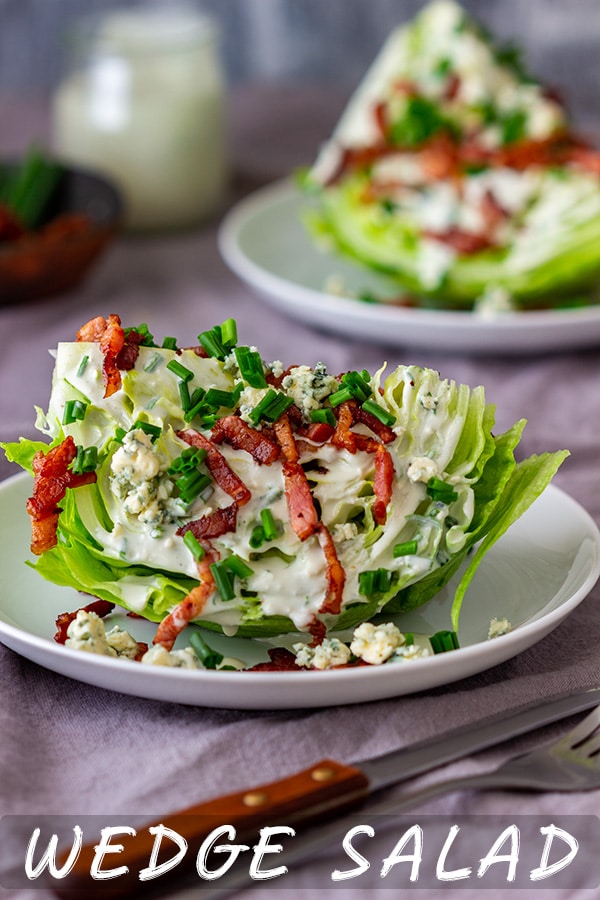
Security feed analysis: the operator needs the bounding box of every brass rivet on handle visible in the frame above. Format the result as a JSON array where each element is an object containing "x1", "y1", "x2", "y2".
[
  {"x1": 310, "y1": 766, "x2": 336, "y2": 782},
  {"x1": 242, "y1": 791, "x2": 268, "y2": 807}
]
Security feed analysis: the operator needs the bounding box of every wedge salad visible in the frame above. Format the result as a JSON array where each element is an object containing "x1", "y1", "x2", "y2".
[
  {"x1": 304, "y1": 0, "x2": 600, "y2": 311},
  {"x1": 2, "y1": 314, "x2": 567, "y2": 668}
]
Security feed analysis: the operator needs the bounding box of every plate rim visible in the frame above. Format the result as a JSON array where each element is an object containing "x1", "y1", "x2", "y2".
[
  {"x1": 218, "y1": 178, "x2": 600, "y2": 352},
  {"x1": 0, "y1": 471, "x2": 599, "y2": 708}
]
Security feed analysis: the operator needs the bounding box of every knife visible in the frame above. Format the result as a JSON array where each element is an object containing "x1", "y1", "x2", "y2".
[{"x1": 53, "y1": 684, "x2": 600, "y2": 899}]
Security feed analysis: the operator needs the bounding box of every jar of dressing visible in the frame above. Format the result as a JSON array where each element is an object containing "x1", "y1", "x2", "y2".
[{"x1": 52, "y1": 5, "x2": 228, "y2": 232}]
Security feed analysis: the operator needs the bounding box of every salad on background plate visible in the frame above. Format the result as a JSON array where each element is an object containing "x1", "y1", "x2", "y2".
[
  {"x1": 303, "y1": 0, "x2": 600, "y2": 312},
  {"x1": 1, "y1": 314, "x2": 568, "y2": 673}
]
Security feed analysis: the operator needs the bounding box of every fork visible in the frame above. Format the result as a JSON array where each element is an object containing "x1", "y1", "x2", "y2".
[{"x1": 382, "y1": 701, "x2": 600, "y2": 812}]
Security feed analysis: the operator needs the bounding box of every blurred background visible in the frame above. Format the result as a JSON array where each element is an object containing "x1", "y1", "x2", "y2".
[{"x1": 1, "y1": 0, "x2": 599, "y2": 127}]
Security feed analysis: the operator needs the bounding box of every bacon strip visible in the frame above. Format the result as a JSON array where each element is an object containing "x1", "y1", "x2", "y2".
[
  {"x1": 372, "y1": 444, "x2": 395, "y2": 526},
  {"x1": 26, "y1": 436, "x2": 97, "y2": 555},
  {"x1": 178, "y1": 503, "x2": 238, "y2": 540},
  {"x1": 355, "y1": 406, "x2": 395, "y2": 444},
  {"x1": 153, "y1": 544, "x2": 218, "y2": 650},
  {"x1": 317, "y1": 524, "x2": 346, "y2": 615},
  {"x1": 272, "y1": 413, "x2": 299, "y2": 463},
  {"x1": 211, "y1": 416, "x2": 280, "y2": 465},
  {"x1": 296, "y1": 422, "x2": 335, "y2": 444},
  {"x1": 177, "y1": 429, "x2": 251, "y2": 506},
  {"x1": 281, "y1": 460, "x2": 319, "y2": 541},
  {"x1": 423, "y1": 226, "x2": 496, "y2": 255},
  {"x1": 76, "y1": 313, "x2": 143, "y2": 398},
  {"x1": 54, "y1": 599, "x2": 115, "y2": 644},
  {"x1": 332, "y1": 401, "x2": 358, "y2": 453}
]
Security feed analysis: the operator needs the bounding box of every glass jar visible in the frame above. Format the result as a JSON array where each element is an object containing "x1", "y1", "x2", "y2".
[{"x1": 52, "y1": 5, "x2": 228, "y2": 232}]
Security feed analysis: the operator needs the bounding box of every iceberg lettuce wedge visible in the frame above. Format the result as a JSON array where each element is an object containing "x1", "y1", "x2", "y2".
[
  {"x1": 304, "y1": 1, "x2": 600, "y2": 310},
  {"x1": 2, "y1": 315, "x2": 567, "y2": 646}
]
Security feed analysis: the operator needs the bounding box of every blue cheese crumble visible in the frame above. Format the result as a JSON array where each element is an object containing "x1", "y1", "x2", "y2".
[
  {"x1": 293, "y1": 637, "x2": 352, "y2": 670},
  {"x1": 110, "y1": 429, "x2": 185, "y2": 532},
  {"x1": 488, "y1": 616, "x2": 512, "y2": 638},
  {"x1": 66, "y1": 610, "x2": 139, "y2": 660},
  {"x1": 350, "y1": 622, "x2": 405, "y2": 665},
  {"x1": 281, "y1": 364, "x2": 339, "y2": 421}
]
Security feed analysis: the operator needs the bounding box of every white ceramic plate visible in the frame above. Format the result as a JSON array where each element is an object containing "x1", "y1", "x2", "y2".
[
  {"x1": 1, "y1": 472, "x2": 599, "y2": 709},
  {"x1": 219, "y1": 179, "x2": 600, "y2": 355}
]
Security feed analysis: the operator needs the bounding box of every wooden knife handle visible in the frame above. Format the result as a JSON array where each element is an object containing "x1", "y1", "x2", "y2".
[{"x1": 53, "y1": 758, "x2": 369, "y2": 898}]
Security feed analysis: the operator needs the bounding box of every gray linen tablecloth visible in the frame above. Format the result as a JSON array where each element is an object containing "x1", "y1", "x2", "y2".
[{"x1": 1, "y1": 86, "x2": 600, "y2": 900}]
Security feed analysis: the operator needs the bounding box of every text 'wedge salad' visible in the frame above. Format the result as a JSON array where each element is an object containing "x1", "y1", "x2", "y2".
[
  {"x1": 2, "y1": 314, "x2": 567, "y2": 660},
  {"x1": 304, "y1": 0, "x2": 600, "y2": 311}
]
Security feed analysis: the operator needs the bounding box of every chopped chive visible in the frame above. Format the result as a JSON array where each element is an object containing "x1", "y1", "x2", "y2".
[
  {"x1": 260, "y1": 508, "x2": 278, "y2": 541},
  {"x1": 63, "y1": 399, "x2": 87, "y2": 425},
  {"x1": 393, "y1": 539, "x2": 418, "y2": 557},
  {"x1": 200, "y1": 413, "x2": 217, "y2": 429},
  {"x1": 198, "y1": 327, "x2": 226, "y2": 360},
  {"x1": 426, "y1": 477, "x2": 458, "y2": 504},
  {"x1": 361, "y1": 398, "x2": 396, "y2": 427},
  {"x1": 310, "y1": 408, "x2": 336, "y2": 427},
  {"x1": 82, "y1": 446, "x2": 98, "y2": 471},
  {"x1": 189, "y1": 629, "x2": 224, "y2": 669},
  {"x1": 144, "y1": 352, "x2": 163, "y2": 374},
  {"x1": 210, "y1": 561, "x2": 235, "y2": 601},
  {"x1": 430, "y1": 630, "x2": 460, "y2": 653},
  {"x1": 328, "y1": 386, "x2": 354, "y2": 407},
  {"x1": 204, "y1": 387, "x2": 241, "y2": 409},
  {"x1": 76, "y1": 355, "x2": 89, "y2": 377},
  {"x1": 358, "y1": 567, "x2": 392, "y2": 597},
  {"x1": 168, "y1": 447, "x2": 206, "y2": 475},
  {"x1": 224, "y1": 554, "x2": 254, "y2": 579},
  {"x1": 248, "y1": 389, "x2": 276, "y2": 424},
  {"x1": 178, "y1": 471, "x2": 211, "y2": 504},
  {"x1": 341, "y1": 370, "x2": 372, "y2": 402},
  {"x1": 166, "y1": 359, "x2": 194, "y2": 382},
  {"x1": 404, "y1": 632, "x2": 415, "y2": 646},
  {"x1": 113, "y1": 427, "x2": 127, "y2": 444},
  {"x1": 71, "y1": 444, "x2": 98, "y2": 475},
  {"x1": 361, "y1": 369, "x2": 371, "y2": 383},
  {"x1": 263, "y1": 392, "x2": 294, "y2": 422},
  {"x1": 161, "y1": 336, "x2": 178, "y2": 350},
  {"x1": 221, "y1": 318, "x2": 238, "y2": 349},
  {"x1": 178, "y1": 380, "x2": 191, "y2": 411},
  {"x1": 234, "y1": 346, "x2": 267, "y2": 388},
  {"x1": 132, "y1": 421, "x2": 161, "y2": 442},
  {"x1": 183, "y1": 530, "x2": 205, "y2": 560},
  {"x1": 249, "y1": 525, "x2": 266, "y2": 549}
]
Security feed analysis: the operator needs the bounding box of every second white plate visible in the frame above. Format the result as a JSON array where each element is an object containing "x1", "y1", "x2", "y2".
[
  {"x1": 0, "y1": 473, "x2": 599, "y2": 709},
  {"x1": 219, "y1": 179, "x2": 600, "y2": 355}
]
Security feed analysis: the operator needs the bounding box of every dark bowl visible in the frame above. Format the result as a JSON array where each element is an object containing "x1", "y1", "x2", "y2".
[{"x1": 0, "y1": 162, "x2": 123, "y2": 305}]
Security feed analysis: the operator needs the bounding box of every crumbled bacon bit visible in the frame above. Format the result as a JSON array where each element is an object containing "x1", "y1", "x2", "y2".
[
  {"x1": 332, "y1": 401, "x2": 358, "y2": 453},
  {"x1": 177, "y1": 429, "x2": 251, "y2": 506},
  {"x1": 372, "y1": 444, "x2": 395, "y2": 525},
  {"x1": 317, "y1": 524, "x2": 346, "y2": 615},
  {"x1": 355, "y1": 406, "x2": 395, "y2": 443},
  {"x1": 211, "y1": 416, "x2": 280, "y2": 465},
  {"x1": 27, "y1": 435, "x2": 97, "y2": 555},
  {"x1": 296, "y1": 422, "x2": 335, "y2": 444},
  {"x1": 153, "y1": 543, "x2": 218, "y2": 650},
  {"x1": 178, "y1": 503, "x2": 238, "y2": 540},
  {"x1": 54, "y1": 598, "x2": 115, "y2": 644},
  {"x1": 281, "y1": 460, "x2": 320, "y2": 542},
  {"x1": 423, "y1": 226, "x2": 496, "y2": 255},
  {"x1": 245, "y1": 648, "x2": 299, "y2": 672},
  {"x1": 75, "y1": 314, "x2": 143, "y2": 397},
  {"x1": 272, "y1": 413, "x2": 299, "y2": 463}
]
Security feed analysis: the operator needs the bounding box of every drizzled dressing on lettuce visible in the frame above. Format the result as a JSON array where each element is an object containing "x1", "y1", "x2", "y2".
[{"x1": 2, "y1": 315, "x2": 567, "y2": 654}]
